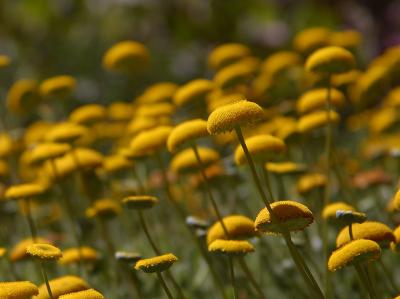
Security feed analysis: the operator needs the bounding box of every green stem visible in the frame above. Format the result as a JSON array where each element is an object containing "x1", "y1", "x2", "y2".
[
  {"x1": 137, "y1": 210, "x2": 160, "y2": 255},
  {"x1": 157, "y1": 272, "x2": 174, "y2": 299},
  {"x1": 132, "y1": 165, "x2": 146, "y2": 194},
  {"x1": 39, "y1": 261, "x2": 54, "y2": 299},
  {"x1": 229, "y1": 257, "x2": 238, "y2": 299},
  {"x1": 378, "y1": 259, "x2": 398, "y2": 295},
  {"x1": 238, "y1": 257, "x2": 266, "y2": 299},
  {"x1": 234, "y1": 126, "x2": 324, "y2": 299},
  {"x1": 354, "y1": 263, "x2": 378, "y2": 299},
  {"x1": 23, "y1": 198, "x2": 38, "y2": 241}
]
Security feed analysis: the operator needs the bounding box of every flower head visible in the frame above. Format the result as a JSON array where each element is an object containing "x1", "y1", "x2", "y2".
[
  {"x1": 322, "y1": 202, "x2": 355, "y2": 220},
  {"x1": 137, "y1": 82, "x2": 178, "y2": 104},
  {"x1": 135, "y1": 253, "x2": 178, "y2": 273},
  {"x1": 208, "y1": 43, "x2": 251, "y2": 70},
  {"x1": 261, "y1": 51, "x2": 301, "y2": 77},
  {"x1": 59, "y1": 247, "x2": 98, "y2": 265},
  {"x1": 122, "y1": 195, "x2": 158, "y2": 210},
  {"x1": 254, "y1": 200, "x2": 314, "y2": 234},
  {"x1": 5, "y1": 183, "x2": 46, "y2": 200},
  {"x1": 129, "y1": 126, "x2": 173, "y2": 158},
  {"x1": 208, "y1": 239, "x2": 254, "y2": 256},
  {"x1": 86, "y1": 199, "x2": 121, "y2": 219},
  {"x1": 167, "y1": 119, "x2": 208, "y2": 152},
  {"x1": 297, "y1": 88, "x2": 345, "y2": 115},
  {"x1": 45, "y1": 122, "x2": 88, "y2": 144},
  {"x1": 298, "y1": 110, "x2": 340, "y2": 133},
  {"x1": 173, "y1": 79, "x2": 214, "y2": 107},
  {"x1": 207, "y1": 215, "x2": 256, "y2": 245},
  {"x1": 6, "y1": 79, "x2": 39, "y2": 114},
  {"x1": 305, "y1": 46, "x2": 355, "y2": 74},
  {"x1": 10, "y1": 238, "x2": 51, "y2": 262},
  {"x1": 265, "y1": 162, "x2": 306, "y2": 175},
  {"x1": 69, "y1": 104, "x2": 106, "y2": 125},
  {"x1": 170, "y1": 147, "x2": 219, "y2": 174},
  {"x1": 0, "y1": 281, "x2": 38, "y2": 299},
  {"x1": 36, "y1": 276, "x2": 88, "y2": 299},
  {"x1": 39, "y1": 75, "x2": 76, "y2": 98},
  {"x1": 328, "y1": 239, "x2": 381, "y2": 272},
  {"x1": 29, "y1": 142, "x2": 71, "y2": 166},
  {"x1": 58, "y1": 289, "x2": 104, "y2": 299},
  {"x1": 293, "y1": 27, "x2": 331, "y2": 54},
  {"x1": 103, "y1": 40, "x2": 149, "y2": 73},
  {"x1": 207, "y1": 100, "x2": 264, "y2": 134},
  {"x1": 26, "y1": 243, "x2": 62, "y2": 261},
  {"x1": 297, "y1": 173, "x2": 327, "y2": 194}
]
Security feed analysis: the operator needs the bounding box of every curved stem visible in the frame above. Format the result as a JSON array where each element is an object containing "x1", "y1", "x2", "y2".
[
  {"x1": 238, "y1": 257, "x2": 266, "y2": 299},
  {"x1": 23, "y1": 198, "x2": 38, "y2": 241},
  {"x1": 229, "y1": 257, "x2": 238, "y2": 299},
  {"x1": 354, "y1": 264, "x2": 378, "y2": 299},
  {"x1": 39, "y1": 261, "x2": 54, "y2": 299},
  {"x1": 378, "y1": 259, "x2": 398, "y2": 295},
  {"x1": 137, "y1": 210, "x2": 160, "y2": 255},
  {"x1": 157, "y1": 272, "x2": 174, "y2": 299}
]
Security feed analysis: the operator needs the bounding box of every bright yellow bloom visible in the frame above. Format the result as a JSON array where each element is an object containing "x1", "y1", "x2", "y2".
[
  {"x1": 297, "y1": 88, "x2": 345, "y2": 115},
  {"x1": 129, "y1": 126, "x2": 173, "y2": 158},
  {"x1": 328, "y1": 239, "x2": 381, "y2": 272},
  {"x1": 122, "y1": 195, "x2": 158, "y2": 210},
  {"x1": 322, "y1": 202, "x2": 355, "y2": 220},
  {"x1": 36, "y1": 276, "x2": 88, "y2": 299},
  {"x1": 207, "y1": 92, "x2": 246, "y2": 113},
  {"x1": 208, "y1": 43, "x2": 251, "y2": 70},
  {"x1": 170, "y1": 147, "x2": 219, "y2": 174},
  {"x1": 265, "y1": 162, "x2": 306, "y2": 175},
  {"x1": 10, "y1": 238, "x2": 51, "y2": 262},
  {"x1": 306, "y1": 46, "x2": 355, "y2": 74},
  {"x1": 207, "y1": 100, "x2": 264, "y2": 134},
  {"x1": 234, "y1": 134, "x2": 286, "y2": 165},
  {"x1": 85, "y1": 199, "x2": 121, "y2": 219},
  {"x1": 331, "y1": 69, "x2": 362, "y2": 87},
  {"x1": 336, "y1": 221, "x2": 395, "y2": 248},
  {"x1": 102, "y1": 155, "x2": 132, "y2": 174},
  {"x1": 107, "y1": 101, "x2": 134, "y2": 122},
  {"x1": 103, "y1": 40, "x2": 149, "y2": 73},
  {"x1": 173, "y1": 79, "x2": 214, "y2": 106},
  {"x1": 383, "y1": 87, "x2": 400, "y2": 107},
  {"x1": 136, "y1": 102, "x2": 175, "y2": 118},
  {"x1": 59, "y1": 247, "x2": 98, "y2": 265},
  {"x1": 5, "y1": 183, "x2": 46, "y2": 200},
  {"x1": 135, "y1": 253, "x2": 178, "y2": 273},
  {"x1": 390, "y1": 226, "x2": 400, "y2": 253},
  {"x1": 167, "y1": 119, "x2": 208, "y2": 152},
  {"x1": 297, "y1": 173, "x2": 327, "y2": 194},
  {"x1": 29, "y1": 142, "x2": 71, "y2": 166},
  {"x1": 207, "y1": 215, "x2": 256, "y2": 245},
  {"x1": 0, "y1": 281, "x2": 38, "y2": 299},
  {"x1": 0, "y1": 55, "x2": 11, "y2": 68},
  {"x1": 137, "y1": 82, "x2": 178, "y2": 104},
  {"x1": 6, "y1": 79, "x2": 39, "y2": 114},
  {"x1": 59, "y1": 289, "x2": 104, "y2": 299},
  {"x1": 298, "y1": 110, "x2": 340, "y2": 133},
  {"x1": 329, "y1": 30, "x2": 362, "y2": 49},
  {"x1": 39, "y1": 75, "x2": 76, "y2": 98},
  {"x1": 213, "y1": 57, "x2": 259, "y2": 90},
  {"x1": 26, "y1": 243, "x2": 62, "y2": 261},
  {"x1": 254, "y1": 200, "x2": 314, "y2": 234},
  {"x1": 293, "y1": 27, "x2": 331, "y2": 54},
  {"x1": 261, "y1": 51, "x2": 301, "y2": 77},
  {"x1": 45, "y1": 122, "x2": 88, "y2": 144},
  {"x1": 208, "y1": 239, "x2": 254, "y2": 256},
  {"x1": 69, "y1": 104, "x2": 106, "y2": 125}
]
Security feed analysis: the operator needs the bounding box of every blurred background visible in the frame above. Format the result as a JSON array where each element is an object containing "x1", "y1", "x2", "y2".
[{"x1": 0, "y1": 0, "x2": 398, "y2": 103}]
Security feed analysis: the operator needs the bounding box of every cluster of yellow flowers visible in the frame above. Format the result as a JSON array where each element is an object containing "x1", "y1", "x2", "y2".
[{"x1": 1, "y1": 25, "x2": 400, "y2": 299}]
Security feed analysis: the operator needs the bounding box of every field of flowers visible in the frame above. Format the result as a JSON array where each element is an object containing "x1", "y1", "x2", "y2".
[{"x1": 1, "y1": 1, "x2": 400, "y2": 299}]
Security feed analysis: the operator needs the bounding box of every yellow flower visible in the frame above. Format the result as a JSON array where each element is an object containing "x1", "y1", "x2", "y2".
[
  {"x1": 45, "y1": 122, "x2": 88, "y2": 144},
  {"x1": 24, "y1": 121, "x2": 54, "y2": 147},
  {"x1": 328, "y1": 239, "x2": 381, "y2": 272},
  {"x1": 265, "y1": 162, "x2": 306, "y2": 175},
  {"x1": 322, "y1": 202, "x2": 355, "y2": 220},
  {"x1": 170, "y1": 147, "x2": 219, "y2": 174},
  {"x1": 69, "y1": 104, "x2": 106, "y2": 125},
  {"x1": 207, "y1": 215, "x2": 256, "y2": 245},
  {"x1": 167, "y1": 119, "x2": 208, "y2": 152},
  {"x1": 102, "y1": 155, "x2": 132, "y2": 174},
  {"x1": 29, "y1": 142, "x2": 71, "y2": 166},
  {"x1": 213, "y1": 57, "x2": 259, "y2": 90},
  {"x1": 297, "y1": 88, "x2": 345, "y2": 115},
  {"x1": 305, "y1": 46, "x2": 355, "y2": 74},
  {"x1": 5, "y1": 183, "x2": 46, "y2": 200},
  {"x1": 207, "y1": 92, "x2": 246, "y2": 113},
  {"x1": 329, "y1": 30, "x2": 362, "y2": 49},
  {"x1": 336, "y1": 221, "x2": 395, "y2": 248},
  {"x1": 107, "y1": 101, "x2": 134, "y2": 122},
  {"x1": 26, "y1": 243, "x2": 62, "y2": 261},
  {"x1": 137, "y1": 82, "x2": 178, "y2": 104},
  {"x1": 383, "y1": 87, "x2": 400, "y2": 107},
  {"x1": 207, "y1": 100, "x2": 264, "y2": 134},
  {"x1": 208, "y1": 43, "x2": 251, "y2": 70},
  {"x1": 127, "y1": 116, "x2": 171, "y2": 136},
  {"x1": 208, "y1": 239, "x2": 254, "y2": 256},
  {"x1": 392, "y1": 188, "x2": 400, "y2": 211},
  {"x1": 136, "y1": 103, "x2": 175, "y2": 119},
  {"x1": 298, "y1": 110, "x2": 340, "y2": 133},
  {"x1": 254, "y1": 200, "x2": 314, "y2": 234},
  {"x1": 0, "y1": 247, "x2": 6, "y2": 257},
  {"x1": 0, "y1": 55, "x2": 11, "y2": 68},
  {"x1": 10, "y1": 238, "x2": 51, "y2": 262},
  {"x1": 59, "y1": 247, "x2": 98, "y2": 265},
  {"x1": 297, "y1": 173, "x2": 327, "y2": 194},
  {"x1": 58, "y1": 289, "x2": 104, "y2": 299},
  {"x1": 173, "y1": 79, "x2": 214, "y2": 107},
  {"x1": 36, "y1": 276, "x2": 88, "y2": 299},
  {"x1": 390, "y1": 226, "x2": 400, "y2": 253},
  {"x1": 6, "y1": 79, "x2": 39, "y2": 114},
  {"x1": 261, "y1": 51, "x2": 301, "y2": 77},
  {"x1": 122, "y1": 195, "x2": 158, "y2": 210},
  {"x1": 331, "y1": 69, "x2": 361, "y2": 87},
  {"x1": 293, "y1": 27, "x2": 331, "y2": 54},
  {"x1": 85, "y1": 199, "x2": 121, "y2": 219},
  {"x1": 39, "y1": 75, "x2": 76, "y2": 98},
  {"x1": 129, "y1": 126, "x2": 173, "y2": 158},
  {"x1": 135, "y1": 253, "x2": 178, "y2": 273},
  {"x1": 102, "y1": 40, "x2": 149, "y2": 73},
  {"x1": 234, "y1": 134, "x2": 286, "y2": 165},
  {"x1": 0, "y1": 281, "x2": 39, "y2": 299}
]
